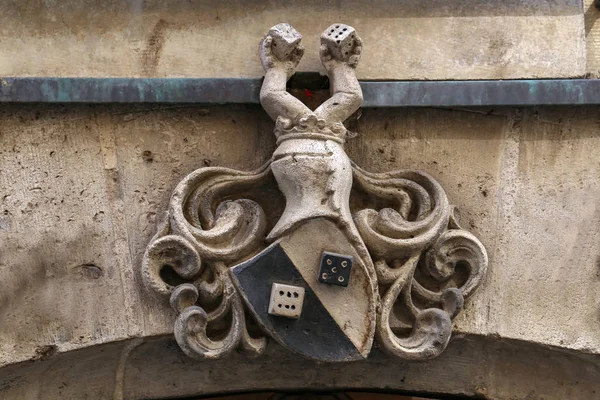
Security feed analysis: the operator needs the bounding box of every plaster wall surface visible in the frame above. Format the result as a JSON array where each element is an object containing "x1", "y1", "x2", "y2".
[
  {"x1": 1, "y1": 104, "x2": 599, "y2": 375},
  {"x1": 0, "y1": 0, "x2": 586, "y2": 80}
]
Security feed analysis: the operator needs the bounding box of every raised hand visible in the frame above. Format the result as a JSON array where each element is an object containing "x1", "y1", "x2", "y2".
[
  {"x1": 259, "y1": 23, "x2": 304, "y2": 79},
  {"x1": 258, "y1": 24, "x2": 311, "y2": 123},
  {"x1": 315, "y1": 24, "x2": 363, "y2": 124},
  {"x1": 320, "y1": 24, "x2": 362, "y2": 72}
]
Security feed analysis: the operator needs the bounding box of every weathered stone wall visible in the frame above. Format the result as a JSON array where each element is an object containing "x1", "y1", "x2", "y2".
[
  {"x1": 1, "y1": 104, "x2": 599, "y2": 399},
  {"x1": 0, "y1": 0, "x2": 586, "y2": 80}
]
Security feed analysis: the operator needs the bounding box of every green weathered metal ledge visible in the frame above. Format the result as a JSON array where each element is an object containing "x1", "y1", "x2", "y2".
[{"x1": 1, "y1": 77, "x2": 600, "y2": 106}]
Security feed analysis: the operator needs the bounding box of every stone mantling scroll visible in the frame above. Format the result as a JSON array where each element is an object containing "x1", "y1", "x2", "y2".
[{"x1": 142, "y1": 23, "x2": 488, "y2": 362}]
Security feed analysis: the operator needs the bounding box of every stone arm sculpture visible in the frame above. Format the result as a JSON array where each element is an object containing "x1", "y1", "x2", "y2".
[
  {"x1": 259, "y1": 23, "x2": 363, "y2": 128},
  {"x1": 258, "y1": 24, "x2": 312, "y2": 123},
  {"x1": 315, "y1": 24, "x2": 363, "y2": 123}
]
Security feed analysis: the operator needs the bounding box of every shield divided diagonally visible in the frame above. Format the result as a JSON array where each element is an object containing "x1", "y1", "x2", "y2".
[{"x1": 230, "y1": 218, "x2": 377, "y2": 362}]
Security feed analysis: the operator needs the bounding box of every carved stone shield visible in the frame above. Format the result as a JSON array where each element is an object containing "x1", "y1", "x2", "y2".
[{"x1": 230, "y1": 218, "x2": 377, "y2": 362}]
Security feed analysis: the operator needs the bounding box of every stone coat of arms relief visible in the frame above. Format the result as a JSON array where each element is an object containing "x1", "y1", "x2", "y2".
[{"x1": 142, "y1": 23, "x2": 488, "y2": 362}]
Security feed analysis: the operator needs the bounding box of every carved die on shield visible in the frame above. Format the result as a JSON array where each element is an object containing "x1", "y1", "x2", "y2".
[{"x1": 142, "y1": 23, "x2": 488, "y2": 362}]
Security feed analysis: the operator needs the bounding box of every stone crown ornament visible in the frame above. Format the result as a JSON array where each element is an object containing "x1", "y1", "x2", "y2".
[{"x1": 142, "y1": 23, "x2": 488, "y2": 362}]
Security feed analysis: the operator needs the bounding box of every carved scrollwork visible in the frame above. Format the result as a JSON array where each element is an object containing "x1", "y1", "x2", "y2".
[
  {"x1": 352, "y1": 166, "x2": 488, "y2": 360},
  {"x1": 170, "y1": 262, "x2": 266, "y2": 360},
  {"x1": 142, "y1": 164, "x2": 273, "y2": 359}
]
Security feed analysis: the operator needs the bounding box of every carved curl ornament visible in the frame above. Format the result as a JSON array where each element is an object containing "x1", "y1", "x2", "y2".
[{"x1": 142, "y1": 23, "x2": 488, "y2": 362}]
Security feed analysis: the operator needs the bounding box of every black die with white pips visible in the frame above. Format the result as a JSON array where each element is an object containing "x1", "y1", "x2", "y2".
[{"x1": 318, "y1": 251, "x2": 353, "y2": 287}]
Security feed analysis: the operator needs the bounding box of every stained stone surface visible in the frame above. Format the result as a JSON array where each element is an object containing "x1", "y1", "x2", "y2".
[
  {"x1": 1, "y1": 104, "x2": 600, "y2": 399},
  {"x1": 0, "y1": 0, "x2": 586, "y2": 79}
]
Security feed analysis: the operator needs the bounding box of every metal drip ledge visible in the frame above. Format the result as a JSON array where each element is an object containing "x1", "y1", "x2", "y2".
[{"x1": 1, "y1": 77, "x2": 600, "y2": 106}]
